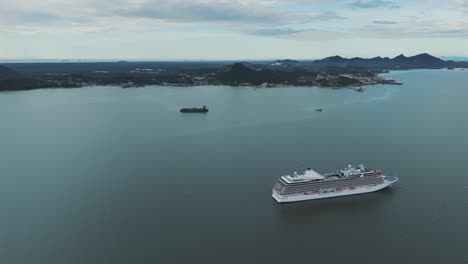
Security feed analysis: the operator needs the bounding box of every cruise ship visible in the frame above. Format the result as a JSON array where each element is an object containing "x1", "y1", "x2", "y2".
[{"x1": 272, "y1": 165, "x2": 398, "y2": 203}]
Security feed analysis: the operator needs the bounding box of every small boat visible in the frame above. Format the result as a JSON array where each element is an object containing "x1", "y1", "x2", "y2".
[
  {"x1": 180, "y1": 106, "x2": 209, "y2": 113},
  {"x1": 315, "y1": 108, "x2": 323, "y2": 112},
  {"x1": 354, "y1": 87, "x2": 365, "y2": 92}
]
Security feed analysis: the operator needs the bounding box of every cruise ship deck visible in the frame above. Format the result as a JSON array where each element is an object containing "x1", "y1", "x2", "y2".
[{"x1": 273, "y1": 165, "x2": 397, "y2": 203}]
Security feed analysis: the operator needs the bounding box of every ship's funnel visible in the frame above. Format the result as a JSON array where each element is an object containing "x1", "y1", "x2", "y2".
[{"x1": 303, "y1": 169, "x2": 324, "y2": 180}]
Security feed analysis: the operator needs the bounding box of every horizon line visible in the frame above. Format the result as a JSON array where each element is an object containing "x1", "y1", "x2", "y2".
[{"x1": 1, "y1": 54, "x2": 468, "y2": 63}]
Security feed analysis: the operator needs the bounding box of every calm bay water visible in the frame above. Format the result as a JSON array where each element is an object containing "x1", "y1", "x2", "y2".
[{"x1": 0, "y1": 69, "x2": 467, "y2": 263}]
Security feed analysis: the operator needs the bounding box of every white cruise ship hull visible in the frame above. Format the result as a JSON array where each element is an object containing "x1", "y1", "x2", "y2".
[{"x1": 273, "y1": 180, "x2": 396, "y2": 203}]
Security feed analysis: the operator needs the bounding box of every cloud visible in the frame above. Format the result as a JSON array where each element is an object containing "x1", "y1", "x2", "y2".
[
  {"x1": 361, "y1": 20, "x2": 468, "y2": 38},
  {"x1": 1, "y1": 0, "x2": 467, "y2": 41},
  {"x1": 117, "y1": 1, "x2": 276, "y2": 24},
  {"x1": 246, "y1": 27, "x2": 348, "y2": 41},
  {"x1": 0, "y1": 0, "x2": 347, "y2": 35},
  {"x1": 10, "y1": 11, "x2": 63, "y2": 24},
  {"x1": 348, "y1": 0, "x2": 399, "y2": 9},
  {"x1": 116, "y1": 1, "x2": 345, "y2": 25},
  {"x1": 248, "y1": 28, "x2": 313, "y2": 36},
  {"x1": 373, "y1": 20, "x2": 398, "y2": 24}
]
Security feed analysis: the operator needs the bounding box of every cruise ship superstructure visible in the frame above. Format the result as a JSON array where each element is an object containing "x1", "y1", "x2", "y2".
[{"x1": 272, "y1": 165, "x2": 398, "y2": 203}]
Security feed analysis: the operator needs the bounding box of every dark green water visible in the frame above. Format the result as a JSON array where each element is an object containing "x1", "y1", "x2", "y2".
[{"x1": 0, "y1": 70, "x2": 467, "y2": 263}]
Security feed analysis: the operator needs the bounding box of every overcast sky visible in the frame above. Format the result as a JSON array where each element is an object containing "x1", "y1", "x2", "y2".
[{"x1": 1, "y1": 0, "x2": 468, "y2": 60}]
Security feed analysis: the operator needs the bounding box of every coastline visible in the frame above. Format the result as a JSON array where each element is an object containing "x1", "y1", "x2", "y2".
[{"x1": 1, "y1": 66, "x2": 466, "y2": 92}]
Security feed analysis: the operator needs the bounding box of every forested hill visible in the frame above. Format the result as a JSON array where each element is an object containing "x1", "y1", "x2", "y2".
[{"x1": 0, "y1": 65, "x2": 20, "y2": 79}]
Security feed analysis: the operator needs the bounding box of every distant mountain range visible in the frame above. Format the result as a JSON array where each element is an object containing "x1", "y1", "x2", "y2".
[
  {"x1": 263, "y1": 53, "x2": 468, "y2": 70},
  {"x1": 286, "y1": 53, "x2": 468, "y2": 70}
]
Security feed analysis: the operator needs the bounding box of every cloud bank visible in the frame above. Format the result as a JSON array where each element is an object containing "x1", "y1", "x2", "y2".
[
  {"x1": 0, "y1": 0, "x2": 466, "y2": 39},
  {"x1": 1, "y1": 0, "x2": 468, "y2": 59}
]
